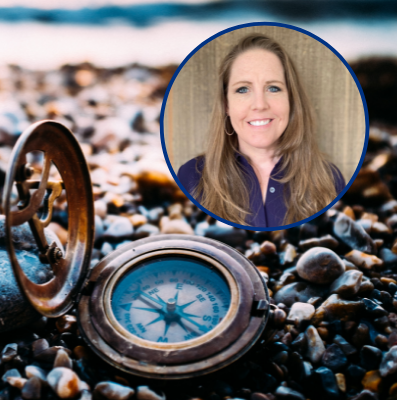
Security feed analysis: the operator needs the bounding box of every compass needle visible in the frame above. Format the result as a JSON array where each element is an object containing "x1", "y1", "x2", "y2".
[
  {"x1": 132, "y1": 307, "x2": 161, "y2": 314},
  {"x1": 164, "y1": 321, "x2": 171, "y2": 336},
  {"x1": 180, "y1": 300, "x2": 196, "y2": 310},
  {"x1": 146, "y1": 315, "x2": 164, "y2": 326}
]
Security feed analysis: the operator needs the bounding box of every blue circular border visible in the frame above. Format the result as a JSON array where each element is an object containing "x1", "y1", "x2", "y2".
[{"x1": 160, "y1": 22, "x2": 369, "y2": 232}]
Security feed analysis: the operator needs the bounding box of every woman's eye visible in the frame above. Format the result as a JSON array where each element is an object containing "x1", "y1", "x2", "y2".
[
  {"x1": 268, "y1": 86, "x2": 281, "y2": 93},
  {"x1": 236, "y1": 87, "x2": 248, "y2": 94}
]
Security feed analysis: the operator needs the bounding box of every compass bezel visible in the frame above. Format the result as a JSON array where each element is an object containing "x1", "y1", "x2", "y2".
[
  {"x1": 104, "y1": 249, "x2": 238, "y2": 348},
  {"x1": 78, "y1": 234, "x2": 269, "y2": 379}
]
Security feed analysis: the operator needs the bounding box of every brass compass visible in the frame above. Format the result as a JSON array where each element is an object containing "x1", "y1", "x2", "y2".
[{"x1": 3, "y1": 120, "x2": 269, "y2": 379}]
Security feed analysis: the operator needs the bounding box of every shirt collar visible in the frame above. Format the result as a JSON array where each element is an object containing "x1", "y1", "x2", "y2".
[{"x1": 235, "y1": 152, "x2": 284, "y2": 177}]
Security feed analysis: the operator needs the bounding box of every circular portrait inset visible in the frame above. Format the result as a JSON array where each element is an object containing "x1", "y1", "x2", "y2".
[{"x1": 161, "y1": 23, "x2": 368, "y2": 230}]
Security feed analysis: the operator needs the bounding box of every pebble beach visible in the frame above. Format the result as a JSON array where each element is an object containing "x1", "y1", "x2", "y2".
[{"x1": 0, "y1": 51, "x2": 397, "y2": 400}]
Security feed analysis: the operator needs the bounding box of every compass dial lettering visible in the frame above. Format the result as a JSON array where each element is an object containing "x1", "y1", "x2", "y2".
[{"x1": 111, "y1": 256, "x2": 231, "y2": 343}]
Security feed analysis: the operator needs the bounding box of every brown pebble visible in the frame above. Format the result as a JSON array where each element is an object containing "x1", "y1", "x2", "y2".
[
  {"x1": 317, "y1": 327, "x2": 329, "y2": 340},
  {"x1": 260, "y1": 240, "x2": 277, "y2": 255},
  {"x1": 362, "y1": 370, "x2": 382, "y2": 392},
  {"x1": 32, "y1": 339, "x2": 49, "y2": 357},
  {"x1": 94, "y1": 381, "x2": 135, "y2": 400},
  {"x1": 21, "y1": 376, "x2": 41, "y2": 400},
  {"x1": 352, "y1": 323, "x2": 370, "y2": 348},
  {"x1": 257, "y1": 266, "x2": 270, "y2": 274},
  {"x1": 380, "y1": 277, "x2": 397, "y2": 285},
  {"x1": 312, "y1": 294, "x2": 363, "y2": 324},
  {"x1": 360, "y1": 212, "x2": 379, "y2": 223},
  {"x1": 297, "y1": 247, "x2": 345, "y2": 284},
  {"x1": 389, "y1": 383, "x2": 396, "y2": 396},
  {"x1": 345, "y1": 250, "x2": 384, "y2": 269},
  {"x1": 129, "y1": 214, "x2": 147, "y2": 227},
  {"x1": 273, "y1": 309, "x2": 287, "y2": 326},
  {"x1": 7, "y1": 376, "x2": 27, "y2": 389},
  {"x1": 343, "y1": 206, "x2": 356, "y2": 220},
  {"x1": 168, "y1": 203, "x2": 183, "y2": 219},
  {"x1": 54, "y1": 349, "x2": 73, "y2": 369},
  {"x1": 136, "y1": 385, "x2": 165, "y2": 400},
  {"x1": 47, "y1": 367, "x2": 81, "y2": 399},
  {"x1": 358, "y1": 279, "x2": 375, "y2": 294},
  {"x1": 374, "y1": 334, "x2": 389, "y2": 349},
  {"x1": 282, "y1": 244, "x2": 297, "y2": 264},
  {"x1": 73, "y1": 345, "x2": 89, "y2": 360},
  {"x1": 56, "y1": 315, "x2": 77, "y2": 334},
  {"x1": 34, "y1": 346, "x2": 71, "y2": 363},
  {"x1": 335, "y1": 373, "x2": 346, "y2": 392},
  {"x1": 392, "y1": 239, "x2": 397, "y2": 254}
]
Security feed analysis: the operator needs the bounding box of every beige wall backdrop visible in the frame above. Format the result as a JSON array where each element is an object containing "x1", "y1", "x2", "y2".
[{"x1": 164, "y1": 25, "x2": 366, "y2": 183}]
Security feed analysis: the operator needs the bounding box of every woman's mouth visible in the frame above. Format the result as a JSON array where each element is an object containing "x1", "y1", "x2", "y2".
[{"x1": 248, "y1": 119, "x2": 272, "y2": 126}]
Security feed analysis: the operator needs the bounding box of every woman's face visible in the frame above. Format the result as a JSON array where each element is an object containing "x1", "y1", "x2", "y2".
[{"x1": 226, "y1": 49, "x2": 290, "y2": 155}]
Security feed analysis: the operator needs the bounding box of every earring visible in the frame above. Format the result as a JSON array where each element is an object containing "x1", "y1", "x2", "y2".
[{"x1": 224, "y1": 115, "x2": 235, "y2": 136}]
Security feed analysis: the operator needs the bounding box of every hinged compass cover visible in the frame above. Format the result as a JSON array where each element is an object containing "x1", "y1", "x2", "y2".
[{"x1": 2, "y1": 120, "x2": 94, "y2": 318}]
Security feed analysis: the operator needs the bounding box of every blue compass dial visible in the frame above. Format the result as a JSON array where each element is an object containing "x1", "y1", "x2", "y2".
[{"x1": 111, "y1": 255, "x2": 231, "y2": 343}]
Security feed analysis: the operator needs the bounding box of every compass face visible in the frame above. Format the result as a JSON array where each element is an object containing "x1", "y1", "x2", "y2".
[{"x1": 110, "y1": 255, "x2": 231, "y2": 343}]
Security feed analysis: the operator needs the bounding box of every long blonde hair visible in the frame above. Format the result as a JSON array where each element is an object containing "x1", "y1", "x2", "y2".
[{"x1": 193, "y1": 34, "x2": 337, "y2": 226}]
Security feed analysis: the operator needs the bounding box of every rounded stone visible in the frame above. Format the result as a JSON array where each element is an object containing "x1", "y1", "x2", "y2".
[
  {"x1": 94, "y1": 381, "x2": 135, "y2": 400},
  {"x1": 0, "y1": 216, "x2": 63, "y2": 333},
  {"x1": 330, "y1": 270, "x2": 363, "y2": 297},
  {"x1": 274, "y1": 282, "x2": 329, "y2": 307},
  {"x1": 321, "y1": 344, "x2": 347, "y2": 372},
  {"x1": 47, "y1": 367, "x2": 81, "y2": 399},
  {"x1": 136, "y1": 386, "x2": 166, "y2": 400},
  {"x1": 21, "y1": 376, "x2": 42, "y2": 400},
  {"x1": 379, "y1": 345, "x2": 397, "y2": 377},
  {"x1": 296, "y1": 247, "x2": 345, "y2": 284}
]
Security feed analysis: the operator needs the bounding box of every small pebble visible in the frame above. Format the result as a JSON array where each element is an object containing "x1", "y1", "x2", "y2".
[
  {"x1": 360, "y1": 346, "x2": 382, "y2": 370},
  {"x1": 56, "y1": 314, "x2": 77, "y2": 333},
  {"x1": 333, "y1": 335, "x2": 357, "y2": 356},
  {"x1": 2, "y1": 368, "x2": 21, "y2": 383},
  {"x1": 21, "y1": 376, "x2": 41, "y2": 400},
  {"x1": 335, "y1": 373, "x2": 346, "y2": 392},
  {"x1": 25, "y1": 365, "x2": 47, "y2": 384},
  {"x1": 361, "y1": 370, "x2": 382, "y2": 392},
  {"x1": 333, "y1": 212, "x2": 376, "y2": 254},
  {"x1": 312, "y1": 294, "x2": 363, "y2": 324},
  {"x1": 1, "y1": 343, "x2": 18, "y2": 362},
  {"x1": 47, "y1": 367, "x2": 81, "y2": 399},
  {"x1": 54, "y1": 349, "x2": 73, "y2": 369},
  {"x1": 7, "y1": 376, "x2": 27, "y2": 389},
  {"x1": 344, "y1": 250, "x2": 383, "y2": 269},
  {"x1": 296, "y1": 247, "x2": 345, "y2": 284},
  {"x1": 274, "y1": 385, "x2": 305, "y2": 400},
  {"x1": 94, "y1": 381, "x2": 135, "y2": 400},
  {"x1": 305, "y1": 325, "x2": 325, "y2": 363},
  {"x1": 321, "y1": 344, "x2": 347, "y2": 372},
  {"x1": 104, "y1": 216, "x2": 134, "y2": 238},
  {"x1": 379, "y1": 345, "x2": 397, "y2": 376},
  {"x1": 314, "y1": 367, "x2": 340, "y2": 398},
  {"x1": 330, "y1": 270, "x2": 363, "y2": 297},
  {"x1": 136, "y1": 386, "x2": 166, "y2": 400}
]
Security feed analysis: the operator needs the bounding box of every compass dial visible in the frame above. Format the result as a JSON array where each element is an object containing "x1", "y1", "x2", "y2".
[{"x1": 111, "y1": 255, "x2": 231, "y2": 343}]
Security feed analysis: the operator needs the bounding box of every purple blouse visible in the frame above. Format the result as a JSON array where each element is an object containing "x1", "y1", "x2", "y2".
[{"x1": 177, "y1": 155, "x2": 346, "y2": 228}]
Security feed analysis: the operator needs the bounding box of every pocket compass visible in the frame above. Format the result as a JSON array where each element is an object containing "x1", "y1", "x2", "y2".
[{"x1": 3, "y1": 120, "x2": 269, "y2": 379}]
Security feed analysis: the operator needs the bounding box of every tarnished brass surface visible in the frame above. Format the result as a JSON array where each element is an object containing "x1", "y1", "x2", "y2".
[
  {"x1": 3, "y1": 120, "x2": 94, "y2": 317},
  {"x1": 78, "y1": 234, "x2": 269, "y2": 379}
]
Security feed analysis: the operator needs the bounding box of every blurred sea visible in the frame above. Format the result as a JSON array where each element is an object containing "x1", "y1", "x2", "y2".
[{"x1": 0, "y1": 0, "x2": 396, "y2": 69}]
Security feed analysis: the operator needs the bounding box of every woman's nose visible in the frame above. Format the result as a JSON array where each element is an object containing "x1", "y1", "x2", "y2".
[{"x1": 251, "y1": 90, "x2": 269, "y2": 111}]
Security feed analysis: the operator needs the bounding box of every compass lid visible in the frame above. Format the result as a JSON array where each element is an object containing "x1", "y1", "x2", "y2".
[{"x1": 2, "y1": 120, "x2": 94, "y2": 318}]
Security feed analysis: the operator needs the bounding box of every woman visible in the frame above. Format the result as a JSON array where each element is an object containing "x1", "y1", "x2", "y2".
[{"x1": 178, "y1": 34, "x2": 345, "y2": 227}]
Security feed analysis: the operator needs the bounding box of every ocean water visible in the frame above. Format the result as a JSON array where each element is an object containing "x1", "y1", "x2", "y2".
[{"x1": 0, "y1": 1, "x2": 396, "y2": 69}]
